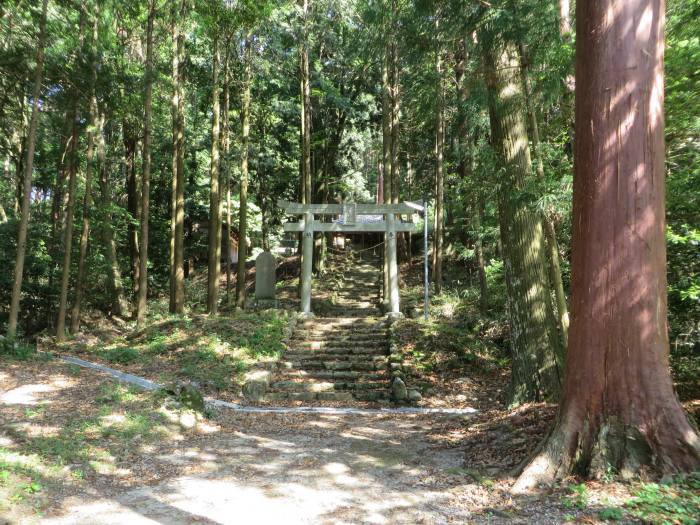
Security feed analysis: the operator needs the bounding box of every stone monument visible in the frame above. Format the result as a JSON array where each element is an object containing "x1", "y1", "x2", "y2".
[{"x1": 255, "y1": 251, "x2": 277, "y2": 308}]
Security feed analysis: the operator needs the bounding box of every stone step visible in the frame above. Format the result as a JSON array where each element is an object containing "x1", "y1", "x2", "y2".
[
  {"x1": 295, "y1": 329, "x2": 386, "y2": 338},
  {"x1": 291, "y1": 332, "x2": 386, "y2": 342},
  {"x1": 354, "y1": 390, "x2": 391, "y2": 401},
  {"x1": 279, "y1": 360, "x2": 386, "y2": 371},
  {"x1": 317, "y1": 308, "x2": 381, "y2": 317},
  {"x1": 289, "y1": 341, "x2": 386, "y2": 350},
  {"x1": 298, "y1": 319, "x2": 387, "y2": 327},
  {"x1": 277, "y1": 370, "x2": 388, "y2": 381},
  {"x1": 293, "y1": 331, "x2": 386, "y2": 340},
  {"x1": 283, "y1": 352, "x2": 387, "y2": 362},
  {"x1": 299, "y1": 316, "x2": 386, "y2": 323},
  {"x1": 284, "y1": 351, "x2": 386, "y2": 362},
  {"x1": 262, "y1": 391, "x2": 388, "y2": 402},
  {"x1": 269, "y1": 380, "x2": 388, "y2": 392}
]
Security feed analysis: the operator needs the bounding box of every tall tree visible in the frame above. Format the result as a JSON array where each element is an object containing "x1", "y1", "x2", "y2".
[
  {"x1": 433, "y1": 24, "x2": 444, "y2": 294},
  {"x1": 223, "y1": 37, "x2": 233, "y2": 306},
  {"x1": 517, "y1": 43, "x2": 570, "y2": 346},
  {"x1": 236, "y1": 35, "x2": 252, "y2": 308},
  {"x1": 207, "y1": 28, "x2": 222, "y2": 314},
  {"x1": 299, "y1": 0, "x2": 312, "y2": 206},
  {"x1": 56, "y1": 111, "x2": 80, "y2": 340},
  {"x1": 516, "y1": 0, "x2": 700, "y2": 489},
  {"x1": 6, "y1": 0, "x2": 48, "y2": 339},
  {"x1": 169, "y1": 0, "x2": 186, "y2": 314},
  {"x1": 381, "y1": 39, "x2": 392, "y2": 303},
  {"x1": 484, "y1": 37, "x2": 563, "y2": 405},
  {"x1": 97, "y1": 113, "x2": 128, "y2": 315},
  {"x1": 455, "y1": 38, "x2": 488, "y2": 310},
  {"x1": 136, "y1": 0, "x2": 156, "y2": 328},
  {"x1": 71, "y1": 9, "x2": 100, "y2": 334}
]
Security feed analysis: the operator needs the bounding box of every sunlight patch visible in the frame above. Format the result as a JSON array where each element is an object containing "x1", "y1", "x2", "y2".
[
  {"x1": 1, "y1": 383, "x2": 55, "y2": 405},
  {"x1": 323, "y1": 462, "x2": 349, "y2": 475}
]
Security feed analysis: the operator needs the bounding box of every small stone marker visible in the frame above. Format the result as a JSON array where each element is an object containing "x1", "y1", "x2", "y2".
[{"x1": 255, "y1": 251, "x2": 277, "y2": 306}]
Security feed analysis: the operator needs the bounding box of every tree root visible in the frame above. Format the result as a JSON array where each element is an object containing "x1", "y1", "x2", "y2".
[{"x1": 512, "y1": 413, "x2": 700, "y2": 494}]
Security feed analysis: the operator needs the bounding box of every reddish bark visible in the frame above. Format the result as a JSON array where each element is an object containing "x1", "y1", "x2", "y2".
[{"x1": 515, "y1": 0, "x2": 700, "y2": 489}]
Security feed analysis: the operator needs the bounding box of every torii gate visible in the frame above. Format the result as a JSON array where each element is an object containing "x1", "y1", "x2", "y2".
[{"x1": 281, "y1": 201, "x2": 420, "y2": 316}]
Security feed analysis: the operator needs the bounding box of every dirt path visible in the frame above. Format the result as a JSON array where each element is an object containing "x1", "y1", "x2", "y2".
[
  {"x1": 41, "y1": 412, "x2": 477, "y2": 525},
  {"x1": 1, "y1": 359, "x2": 615, "y2": 524}
]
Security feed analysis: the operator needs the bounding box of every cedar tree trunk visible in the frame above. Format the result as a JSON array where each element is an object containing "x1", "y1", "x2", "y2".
[{"x1": 515, "y1": 0, "x2": 700, "y2": 490}]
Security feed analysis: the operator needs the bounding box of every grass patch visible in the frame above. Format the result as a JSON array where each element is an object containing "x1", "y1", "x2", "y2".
[
  {"x1": 563, "y1": 483, "x2": 589, "y2": 510},
  {"x1": 13, "y1": 389, "x2": 172, "y2": 476},
  {"x1": 0, "y1": 449, "x2": 47, "y2": 518},
  {"x1": 99, "y1": 346, "x2": 140, "y2": 364},
  {"x1": 57, "y1": 309, "x2": 289, "y2": 395},
  {"x1": 0, "y1": 336, "x2": 39, "y2": 360}
]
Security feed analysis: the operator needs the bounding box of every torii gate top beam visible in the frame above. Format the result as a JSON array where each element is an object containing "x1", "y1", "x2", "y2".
[{"x1": 279, "y1": 201, "x2": 418, "y2": 215}]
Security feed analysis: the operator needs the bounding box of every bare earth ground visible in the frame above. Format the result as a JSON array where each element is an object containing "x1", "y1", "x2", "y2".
[{"x1": 1, "y1": 357, "x2": 649, "y2": 525}]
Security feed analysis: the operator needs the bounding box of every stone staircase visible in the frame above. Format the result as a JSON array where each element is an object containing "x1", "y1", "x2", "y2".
[{"x1": 264, "y1": 248, "x2": 394, "y2": 403}]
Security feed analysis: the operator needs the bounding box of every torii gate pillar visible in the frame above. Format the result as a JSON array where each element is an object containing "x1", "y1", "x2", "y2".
[
  {"x1": 300, "y1": 211, "x2": 314, "y2": 315},
  {"x1": 386, "y1": 213, "x2": 400, "y2": 315}
]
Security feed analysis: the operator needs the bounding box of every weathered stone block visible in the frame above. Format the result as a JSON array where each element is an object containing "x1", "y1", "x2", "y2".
[
  {"x1": 242, "y1": 369, "x2": 272, "y2": 401},
  {"x1": 407, "y1": 389, "x2": 422, "y2": 402},
  {"x1": 391, "y1": 377, "x2": 408, "y2": 401}
]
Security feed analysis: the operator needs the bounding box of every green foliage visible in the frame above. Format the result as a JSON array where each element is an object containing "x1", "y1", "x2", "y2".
[
  {"x1": 563, "y1": 483, "x2": 589, "y2": 510},
  {"x1": 597, "y1": 506, "x2": 623, "y2": 521},
  {"x1": 666, "y1": 0, "x2": 700, "y2": 358},
  {"x1": 95, "y1": 383, "x2": 140, "y2": 405},
  {"x1": 625, "y1": 475, "x2": 700, "y2": 525},
  {"x1": 0, "y1": 336, "x2": 38, "y2": 360},
  {"x1": 99, "y1": 347, "x2": 140, "y2": 364}
]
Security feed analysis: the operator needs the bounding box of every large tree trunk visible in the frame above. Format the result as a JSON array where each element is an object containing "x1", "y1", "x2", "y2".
[
  {"x1": 207, "y1": 30, "x2": 222, "y2": 314},
  {"x1": 485, "y1": 40, "x2": 563, "y2": 405},
  {"x1": 515, "y1": 0, "x2": 700, "y2": 490},
  {"x1": 56, "y1": 113, "x2": 80, "y2": 341},
  {"x1": 71, "y1": 11, "x2": 100, "y2": 334},
  {"x1": 169, "y1": 1, "x2": 178, "y2": 312},
  {"x1": 517, "y1": 44, "x2": 570, "y2": 347},
  {"x1": 6, "y1": 0, "x2": 48, "y2": 339},
  {"x1": 136, "y1": 0, "x2": 155, "y2": 328},
  {"x1": 236, "y1": 36, "x2": 252, "y2": 309},
  {"x1": 169, "y1": 0, "x2": 186, "y2": 314}
]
